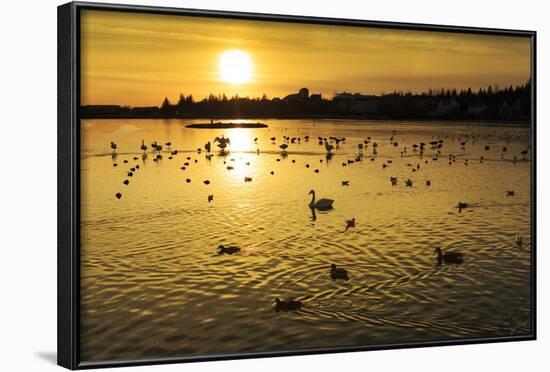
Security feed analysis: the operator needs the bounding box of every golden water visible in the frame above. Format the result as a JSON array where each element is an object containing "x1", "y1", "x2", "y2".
[{"x1": 80, "y1": 119, "x2": 532, "y2": 362}]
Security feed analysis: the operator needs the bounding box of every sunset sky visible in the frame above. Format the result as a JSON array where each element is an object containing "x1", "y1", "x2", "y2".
[{"x1": 81, "y1": 10, "x2": 532, "y2": 107}]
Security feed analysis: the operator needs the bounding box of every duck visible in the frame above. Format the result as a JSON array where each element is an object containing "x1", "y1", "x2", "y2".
[
  {"x1": 208, "y1": 195, "x2": 214, "y2": 203},
  {"x1": 405, "y1": 179, "x2": 413, "y2": 187},
  {"x1": 203, "y1": 180, "x2": 211, "y2": 185},
  {"x1": 217, "y1": 245, "x2": 241, "y2": 255},
  {"x1": 457, "y1": 202, "x2": 468, "y2": 212},
  {"x1": 341, "y1": 180, "x2": 350, "y2": 186},
  {"x1": 506, "y1": 190, "x2": 515, "y2": 196},
  {"x1": 345, "y1": 218, "x2": 355, "y2": 231},
  {"x1": 435, "y1": 247, "x2": 464, "y2": 265},
  {"x1": 244, "y1": 177, "x2": 253, "y2": 182},
  {"x1": 308, "y1": 190, "x2": 334, "y2": 210},
  {"x1": 110, "y1": 142, "x2": 117, "y2": 152},
  {"x1": 274, "y1": 298, "x2": 303, "y2": 312},
  {"x1": 330, "y1": 264, "x2": 349, "y2": 280},
  {"x1": 123, "y1": 180, "x2": 129, "y2": 185},
  {"x1": 115, "y1": 192, "x2": 122, "y2": 199},
  {"x1": 516, "y1": 234, "x2": 524, "y2": 247}
]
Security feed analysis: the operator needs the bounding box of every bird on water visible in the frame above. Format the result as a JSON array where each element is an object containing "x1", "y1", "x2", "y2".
[
  {"x1": 308, "y1": 190, "x2": 334, "y2": 210},
  {"x1": 274, "y1": 298, "x2": 303, "y2": 312}
]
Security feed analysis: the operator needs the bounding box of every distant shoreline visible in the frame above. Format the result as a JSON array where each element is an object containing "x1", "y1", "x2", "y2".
[
  {"x1": 186, "y1": 122, "x2": 268, "y2": 128},
  {"x1": 80, "y1": 114, "x2": 531, "y2": 128}
]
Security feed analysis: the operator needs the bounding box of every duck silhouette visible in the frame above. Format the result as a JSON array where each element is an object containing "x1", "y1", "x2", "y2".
[
  {"x1": 274, "y1": 298, "x2": 303, "y2": 312},
  {"x1": 435, "y1": 247, "x2": 464, "y2": 265},
  {"x1": 217, "y1": 245, "x2": 240, "y2": 255},
  {"x1": 330, "y1": 264, "x2": 349, "y2": 280}
]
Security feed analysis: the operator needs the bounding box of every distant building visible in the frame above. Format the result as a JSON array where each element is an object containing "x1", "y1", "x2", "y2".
[
  {"x1": 333, "y1": 92, "x2": 377, "y2": 114},
  {"x1": 283, "y1": 87, "x2": 310, "y2": 102}
]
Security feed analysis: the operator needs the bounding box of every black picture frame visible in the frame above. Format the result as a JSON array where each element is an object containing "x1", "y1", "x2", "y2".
[{"x1": 58, "y1": 1, "x2": 537, "y2": 369}]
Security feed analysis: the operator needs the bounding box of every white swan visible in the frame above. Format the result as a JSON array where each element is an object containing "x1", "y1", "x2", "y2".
[{"x1": 308, "y1": 190, "x2": 334, "y2": 210}]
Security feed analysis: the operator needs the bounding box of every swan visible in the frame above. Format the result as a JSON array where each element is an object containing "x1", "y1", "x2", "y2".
[
  {"x1": 435, "y1": 247, "x2": 464, "y2": 265},
  {"x1": 330, "y1": 264, "x2": 349, "y2": 280},
  {"x1": 308, "y1": 190, "x2": 334, "y2": 210},
  {"x1": 274, "y1": 298, "x2": 302, "y2": 312}
]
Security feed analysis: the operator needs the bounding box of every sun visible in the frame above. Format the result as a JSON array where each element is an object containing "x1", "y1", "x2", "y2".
[{"x1": 219, "y1": 50, "x2": 253, "y2": 84}]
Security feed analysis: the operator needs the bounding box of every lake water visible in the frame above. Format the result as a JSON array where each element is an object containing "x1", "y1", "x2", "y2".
[{"x1": 80, "y1": 118, "x2": 532, "y2": 362}]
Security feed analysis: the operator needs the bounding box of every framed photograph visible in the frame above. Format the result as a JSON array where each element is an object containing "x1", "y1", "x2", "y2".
[{"x1": 58, "y1": 1, "x2": 536, "y2": 369}]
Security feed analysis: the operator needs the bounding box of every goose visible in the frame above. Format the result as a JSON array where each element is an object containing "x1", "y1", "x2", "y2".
[
  {"x1": 435, "y1": 247, "x2": 464, "y2": 265},
  {"x1": 506, "y1": 190, "x2": 515, "y2": 196},
  {"x1": 203, "y1": 180, "x2": 210, "y2": 185},
  {"x1": 123, "y1": 160, "x2": 129, "y2": 164},
  {"x1": 345, "y1": 218, "x2": 355, "y2": 231},
  {"x1": 341, "y1": 180, "x2": 350, "y2": 186},
  {"x1": 330, "y1": 264, "x2": 349, "y2": 280},
  {"x1": 405, "y1": 179, "x2": 413, "y2": 187},
  {"x1": 113, "y1": 163, "x2": 118, "y2": 167},
  {"x1": 140, "y1": 140, "x2": 147, "y2": 152},
  {"x1": 208, "y1": 195, "x2": 214, "y2": 203},
  {"x1": 279, "y1": 143, "x2": 288, "y2": 151},
  {"x1": 324, "y1": 141, "x2": 334, "y2": 154},
  {"x1": 115, "y1": 192, "x2": 122, "y2": 199},
  {"x1": 314, "y1": 169, "x2": 319, "y2": 173},
  {"x1": 217, "y1": 245, "x2": 240, "y2": 255},
  {"x1": 308, "y1": 190, "x2": 334, "y2": 210},
  {"x1": 186, "y1": 178, "x2": 191, "y2": 183},
  {"x1": 110, "y1": 142, "x2": 117, "y2": 152},
  {"x1": 426, "y1": 180, "x2": 431, "y2": 186},
  {"x1": 205, "y1": 142, "x2": 211, "y2": 153},
  {"x1": 390, "y1": 176, "x2": 398, "y2": 186},
  {"x1": 123, "y1": 180, "x2": 129, "y2": 185},
  {"x1": 274, "y1": 298, "x2": 302, "y2": 312},
  {"x1": 244, "y1": 177, "x2": 253, "y2": 182}
]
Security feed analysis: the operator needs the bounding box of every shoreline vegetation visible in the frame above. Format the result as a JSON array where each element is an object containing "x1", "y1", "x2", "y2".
[{"x1": 81, "y1": 81, "x2": 531, "y2": 125}]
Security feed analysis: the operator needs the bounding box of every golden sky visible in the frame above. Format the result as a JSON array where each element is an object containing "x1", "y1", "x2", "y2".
[{"x1": 81, "y1": 9, "x2": 531, "y2": 107}]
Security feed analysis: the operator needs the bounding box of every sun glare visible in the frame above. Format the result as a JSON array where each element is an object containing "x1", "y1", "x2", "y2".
[{"x1": 219, "y1": 50, "x2": 253, "y2": 84}]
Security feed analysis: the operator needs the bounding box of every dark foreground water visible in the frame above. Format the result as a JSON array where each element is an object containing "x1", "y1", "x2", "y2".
[{"x1": 80, "y1": 119, "x2": 532, "y2": 362}]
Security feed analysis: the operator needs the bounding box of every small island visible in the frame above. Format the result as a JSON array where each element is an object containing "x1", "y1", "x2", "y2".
[{"x1": 186, "y1": 121, "x2": 268, "y2": 129}]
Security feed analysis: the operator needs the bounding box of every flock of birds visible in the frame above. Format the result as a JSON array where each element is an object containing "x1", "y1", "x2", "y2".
[{"x1": 107, "y1": 127, "x2": 530, "y2": 313}]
